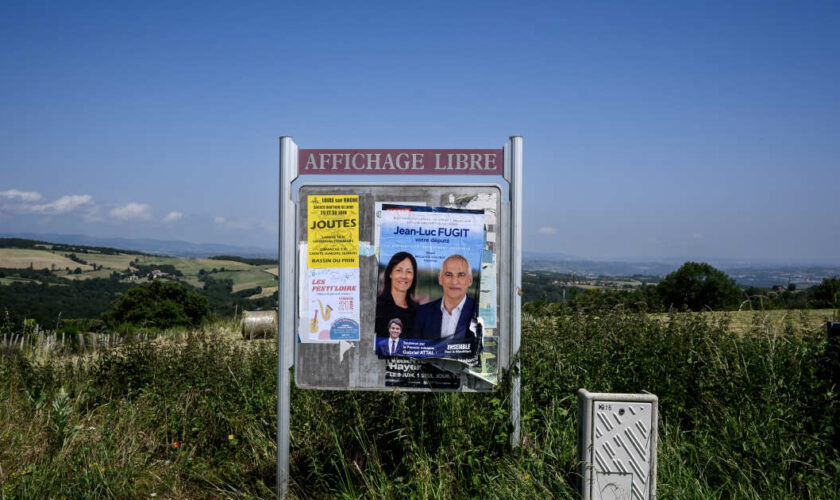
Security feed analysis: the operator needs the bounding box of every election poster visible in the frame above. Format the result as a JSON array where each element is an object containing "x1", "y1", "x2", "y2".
[
  {"x1": 384, "y1": 357, "x2": 461, "y2": 389},
  {"x1": 300, "y1": 195, "x2": 361, "y2": 342},
  {"x1": 374, "y1": 204, "x2": 485, "y2": 363}
]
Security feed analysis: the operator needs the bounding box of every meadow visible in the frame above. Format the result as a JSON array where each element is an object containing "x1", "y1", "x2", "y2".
[
  {"x1": 0, "y1": 249, "x2": 94, "y2": 272},
  {"x1": 1, "y1": 307, "x2": 838, "y2": 499},
  {"x1": 0, "y1": 247, "x2": 275, "y2": 288}
]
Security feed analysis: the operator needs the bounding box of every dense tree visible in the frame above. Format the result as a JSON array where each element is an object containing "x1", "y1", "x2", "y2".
[
  {"x1": 810, "y1": 277, "x2": 840, "y2": 309},
  {"x1": 656, "y1": 262, "x2": 742, "y2": 311},
  {"x1": 102, "y1": 280, "x2": 209, "y2": 328}
]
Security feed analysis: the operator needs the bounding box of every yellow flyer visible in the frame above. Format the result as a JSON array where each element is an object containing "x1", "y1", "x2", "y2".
[{"x1": 307, "y1": 195, "x2": 359, "y2": 268}]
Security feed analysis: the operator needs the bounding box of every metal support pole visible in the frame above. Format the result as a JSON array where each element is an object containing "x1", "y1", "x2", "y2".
[
  {"x1": 509, "y1": 135, "x2": 523, "y2": 448},
  {"x1": 277, "y1": 136, "x2": 298, "y2": 497}
]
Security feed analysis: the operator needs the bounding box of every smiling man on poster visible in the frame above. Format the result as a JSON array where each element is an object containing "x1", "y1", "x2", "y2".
[{"x1": 413, "y1": 254, "x2": 478, "y2": 341}]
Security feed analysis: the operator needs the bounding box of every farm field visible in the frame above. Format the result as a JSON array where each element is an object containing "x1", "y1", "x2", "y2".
[
  {"x1": 1, "y1": 307, "x2": 837, "y2": 498},
  {"x1": 0, "y1": 240, "x2": 280, "y2": 328},
  {"x1": 61, "y1": 269, "x2": 115, "y2": 281},
  {"x1": 253, "y1": 286, "x2": 278, "y2": 299},
  {"x1": 168, "y1": 257, "x2": 254, "y2": 275},
  {"x1": 653, "y1": 308, "x2": 838, "y2": 335},
  {"x1": 0, "y1": 248, "x2": 94, "y2": 271},
  {"x1": 0, "y1": 244, "x2": 279, "y2": 289},
  {"x1": 75, "y1": 253, "x2": 138, "y2": 270},
  {"x1": 211, "y1": 269, "x2": 278, "y2": 292}
]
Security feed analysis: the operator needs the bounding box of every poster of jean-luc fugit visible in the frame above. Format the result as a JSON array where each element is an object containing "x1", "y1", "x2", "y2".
[
  {"x1": 374, "y1": 204, "x2": 485, "y2": 362},
  {"x1": 300, "y1": 195, "x2": 360, "y2": 342}
]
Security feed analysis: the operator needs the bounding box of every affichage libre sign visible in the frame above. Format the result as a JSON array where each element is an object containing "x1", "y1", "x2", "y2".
[
  {"x1": 287, "y1": 144, "x2": 517, "y2": 393},
  {"x1": 299, "y1": 149, "x2": 503, "y2": 175}
]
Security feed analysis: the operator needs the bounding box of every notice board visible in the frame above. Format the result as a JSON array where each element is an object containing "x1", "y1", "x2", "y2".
[
  {"x1": 277, "y1": 140, "x2": 522, "y2": 394},
  {"x1": 294, "y1": 184, "x2": 507, "y2": 391}
]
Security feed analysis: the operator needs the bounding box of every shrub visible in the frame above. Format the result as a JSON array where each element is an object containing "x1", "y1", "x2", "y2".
[
  {"x1": 102, "y1": 280, "x2": 208, "y2": 329},
  {"x1": 656, "y1": 261, "x2": 742, "y2": 311}
]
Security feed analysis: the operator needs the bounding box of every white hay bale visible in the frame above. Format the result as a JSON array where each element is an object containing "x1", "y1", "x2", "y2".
[{"x1": 241, "y1": 310, "x2": 277, "y2": 340}]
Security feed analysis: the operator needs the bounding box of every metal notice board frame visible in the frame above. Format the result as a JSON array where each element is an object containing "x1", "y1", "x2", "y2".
[{"x1": 276, "y1": 136, "x2": 523, "y2": 496}]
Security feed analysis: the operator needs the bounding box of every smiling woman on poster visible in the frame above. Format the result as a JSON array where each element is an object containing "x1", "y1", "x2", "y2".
[{"x1": 375, "y1": 251, "x2": 418, "y2": 338}]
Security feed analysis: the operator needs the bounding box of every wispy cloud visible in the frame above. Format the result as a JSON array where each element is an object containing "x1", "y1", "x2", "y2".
[
  {"x1": 538, "y1": 226, "x2": 557, "y2": 235},
  {"x1": 163, "y1": 211, "x2": 183, "y2": 222},
  {"x1": 0, "y1": 189, "x2": 93, "y2": 215},
  {"x1": 31, "y1": 195, "x2": 93, "y2": 214},
  {"x1": 0, "y1": 189, "x2": 43, "y2": 202},
  {"x1": 110, "y1": 202, "x2": 151, "y2": 220},
  {"x1": 214, "y1": 216, "x2": 226, "y2": 224}
]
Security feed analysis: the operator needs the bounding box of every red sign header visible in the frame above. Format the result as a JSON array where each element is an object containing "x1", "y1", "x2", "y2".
[{"x1": 299, "y1": 149, "x2": 503, "y2": 175}]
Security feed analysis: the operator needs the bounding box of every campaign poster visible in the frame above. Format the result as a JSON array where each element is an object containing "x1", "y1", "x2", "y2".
[
  {"x1": 300, "y1": 195, "x2": 360, "y2": 342},
  {"x1": 384, "y1": 357, "x2": 461, "y2": 389},
  {"x1": 374, "y1": 204, "x2": 485, "y2": 362}
]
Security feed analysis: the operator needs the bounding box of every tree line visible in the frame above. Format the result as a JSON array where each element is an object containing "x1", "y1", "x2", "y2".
[{"x1": 524, "y1": 261, "x2": 840, "y2": 312}]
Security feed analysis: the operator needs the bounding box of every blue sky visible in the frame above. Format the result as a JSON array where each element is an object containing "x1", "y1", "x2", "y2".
[{"x1": 1, "y1": 1, "x2": 838, "y2": 261}]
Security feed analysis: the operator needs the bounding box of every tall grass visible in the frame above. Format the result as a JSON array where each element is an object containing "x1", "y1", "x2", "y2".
[{"x1": 0, "y1": 309, "x2": 837, "y2": 498}]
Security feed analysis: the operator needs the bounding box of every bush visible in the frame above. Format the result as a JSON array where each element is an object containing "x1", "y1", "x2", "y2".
[
  {"x1": 102, "y1": 280, "x2": 208, "y2": 328},
  {"x1": 1, "y1": 309, "x2": 837, "y2": 498},
  {"x1": 656, "y1": 261, "x2": 742, "y2": 311}
]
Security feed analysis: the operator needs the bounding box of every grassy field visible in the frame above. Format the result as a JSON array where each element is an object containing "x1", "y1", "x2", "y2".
[
  {"x1": 211, "y1": 269, "x2": 278, "y2": 292},
  {"x1": 0, "y1": 246, "x2": 279, "y2": 293},
  {"x1": 167, "y1": 257, "x2": 254, "y2": 275},
  {"x1": 1, "y1": 307, "x2": 838, "y2": 498},
  {"x1": 0, "y1": 249, "x2": 94, "y2": 271},
  {"x1": 654, "y1": 308, "x2": 838, "y2": 335},
  {"x1": 75, "y1": 253, "x2": 138, "y2": 270},
  {"x1": 252, "y1": 286, "x2": 278, "y2": 299},
  {"x1": 61, "y1": 269, "x2": 116, "y2": 281}
]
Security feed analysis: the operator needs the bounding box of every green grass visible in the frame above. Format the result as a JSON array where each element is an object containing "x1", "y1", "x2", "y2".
[
  {"x1": 210, "y1": 269, "x2": 278, "y2": 292},
  {"x1": 62, "y1": 269, "x2": 116, "y2": 281},
  {"x1": 652, "y1": 308, "x2": 837, "y2": 335},
  {"x1": 165, "y1": 257, "x2": 254, "y2": 276},
  {"x1": 0, "y1": 276, "x2": 41, "y2": 286},
  {"x1": 1, "y1": 309, "x2": 838, "y2": 498},
  {"x1": 77, "y1": 253, "x2": 138, "y2": 270}
]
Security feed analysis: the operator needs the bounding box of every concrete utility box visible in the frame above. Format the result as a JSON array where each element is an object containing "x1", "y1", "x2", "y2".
[{"x1": 577, "y1": 389, "x2": 658, "y2": 500}]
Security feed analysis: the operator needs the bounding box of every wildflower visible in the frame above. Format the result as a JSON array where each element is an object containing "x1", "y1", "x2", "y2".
[
  {"x1": 150, "y1": 494, "x2": 157, "y2": 498},
  {"x1": 228, "y1": 434, "x2": 235, "y2": 441},
  {"x1": 172, "y1": 441, "x2": 180, "y2": 448},
  {"x1": 524, "y1": 473, "x2": 530, "y2": 481}
]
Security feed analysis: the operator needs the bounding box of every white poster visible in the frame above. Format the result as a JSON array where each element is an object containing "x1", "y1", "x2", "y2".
[{"x1": 299, "y1": 267, "x2": 360, "y2": 342}]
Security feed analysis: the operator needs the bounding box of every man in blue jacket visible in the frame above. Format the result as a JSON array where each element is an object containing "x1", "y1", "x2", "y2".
[
  {"x1": 412, "y1": 254, "x2": 477, "y2": 341},
  {"x1": 375, "y1": 318, "x2": 405, "y2": 356}
]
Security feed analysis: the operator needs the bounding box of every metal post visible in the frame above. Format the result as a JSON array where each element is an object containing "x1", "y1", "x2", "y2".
[
  {"x1": 509, "y1": 136, "x2": 523, "y2": 448},
  {"x1": 277, "y1": 136, "x2": 298, "y2": 497}
]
